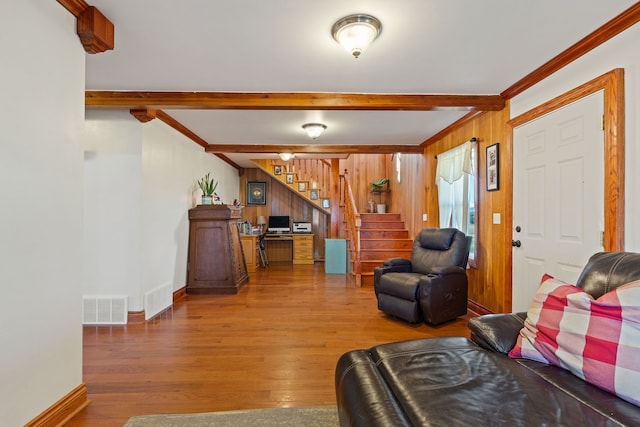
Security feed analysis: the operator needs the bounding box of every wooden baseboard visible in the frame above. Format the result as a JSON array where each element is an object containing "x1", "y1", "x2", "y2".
[
  {"x1": 468, "y1": 299, "x2": 494, "y2": 317},
  {"x1": 126, "y1": 287, "x2": 186, "y2": 324},
  {"x1": 25, "y1": 384, "x2": 90, "y2": 427},
  {"x1": 127, "y1": 310, "x2": 146, "y2": 324},
  {"x1": 173, "y1": 286, "x2": 187, "y2": 303}
]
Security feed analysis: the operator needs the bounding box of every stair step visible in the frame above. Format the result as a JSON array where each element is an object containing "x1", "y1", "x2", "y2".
[
  {"x1": 360, "y1": 229, "x2": 409, "y2": 239},
  {"x1": 360, "y1": 239, "x2": 413, "y2": 249},
  {"x1": 360, "y1": 248, "x2": 411, "y2": 260},
  {"x1": 361, "y1": 273, "x2": 374, "y2": 287},
  {"x1": 361, "y1": 213, "x2": 401, "y2": 222},
  {"x1": 359, "y1": 260, "x2": 390, "y2": 273},
  {"x1": 360, "y1": 221, "x2": 406, "y2": 229}
]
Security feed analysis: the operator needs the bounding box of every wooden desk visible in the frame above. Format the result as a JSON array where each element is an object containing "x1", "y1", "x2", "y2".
[
  {"x1": 240, "y1": 233, "x2": 259, "y2": 272},
  {"x1": 263, "y1": 233, "x2": 314, "y2": 265}
]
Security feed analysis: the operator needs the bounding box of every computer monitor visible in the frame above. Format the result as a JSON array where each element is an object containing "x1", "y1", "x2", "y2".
[{"x1": 267, "y1": 215, "x2": 290, "y2": 233}]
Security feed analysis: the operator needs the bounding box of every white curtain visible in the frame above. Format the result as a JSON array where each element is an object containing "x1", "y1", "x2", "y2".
[{"x1": 436, "y1": 141, "x2": 473, "y2": 231}]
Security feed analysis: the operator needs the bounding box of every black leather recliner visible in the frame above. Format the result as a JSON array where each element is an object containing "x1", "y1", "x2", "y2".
[{"x1": 373, "y1": 228, "x2": 470, "y2": 325}]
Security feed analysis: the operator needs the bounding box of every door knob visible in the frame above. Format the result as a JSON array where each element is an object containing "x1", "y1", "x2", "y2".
[{"x1": 512, "y1": 240, "x2": 521, "y2": 247}]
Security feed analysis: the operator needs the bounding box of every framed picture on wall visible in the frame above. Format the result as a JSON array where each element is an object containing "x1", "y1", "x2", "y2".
[
  {"x1": 309, "y1": 189, "x2": 319, "y2": 200},
  {"x1": 297, "y1": 181, "x2": 308, "y2": 192},
  {"x1": 321, "y1": 198, "x2": 330, "y2": 209},
  {"x1": 486, "y1": 143, "x2": 500, "y2": 191},
  {"x1": 273, "y1": 165, "x2": 282, "y2": 176},
  {"x1": 247, "y1": 181, "x2": 267, "y2": 205},
  {"x1": 285, "y1": 173, "x2": 295, "y2": 184}
]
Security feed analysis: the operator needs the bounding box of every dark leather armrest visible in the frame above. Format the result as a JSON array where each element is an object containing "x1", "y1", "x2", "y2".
[
  {"x1": 468, "y1": 312, "x2": 527, "y2": 354},
  {"x1": 374, "y1": 258, "x2": 412, "y2": 278},
  {"x1": 383, "y1": 258, "x2": 412, "y2": 268},
  {"x1": 429, "y1": 265, "x2": 466, "y2": 276},
  {"x1": 373, "y1": 259, "x2": 412, "y2": 294}
]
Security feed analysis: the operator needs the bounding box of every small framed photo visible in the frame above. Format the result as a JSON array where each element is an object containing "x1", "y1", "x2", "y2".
[
  {"x1": 321, "y1": 198, "x2": 330, "y2": 209},
  {"x1": 297, "y1": 181, "x2": 308, "y2": 192},
  {"x1": 273, "y1": 165, "x2": 282, "y2": 176},
  {"x1": 285, "y1": 173, "x2": 295, "y2": 184},
  {"x1": 486, "y1": 143, "x2": 500, "y2": 191},
  {"x1": 247, "y1": 181, "x2": 267, "y2": 205},
  {"x1": 309, "y1": 189, "x2": 319, "y2": 200}
]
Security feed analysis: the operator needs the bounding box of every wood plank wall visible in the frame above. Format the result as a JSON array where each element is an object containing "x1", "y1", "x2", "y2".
[
  {"x1": 339, "y1": 154, "x2": 392, "y2": 213},
  {"x1": 388, "y1": 153, "x2": 427, "y2": 237},
  {"x1": 239, "y1": 168, "x2": 329, "y2": 260},
  {"x1": 418, "y1": 107, "x2": 512, "y2": 313}
]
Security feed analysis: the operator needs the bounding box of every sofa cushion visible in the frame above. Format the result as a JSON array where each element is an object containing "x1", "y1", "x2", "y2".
[
  {"x1": 509, "y1": 274, "x2": 640, "y2": 407},
  {"x1": 336, "y1": 337, "x2": 640, "y2": 426}
]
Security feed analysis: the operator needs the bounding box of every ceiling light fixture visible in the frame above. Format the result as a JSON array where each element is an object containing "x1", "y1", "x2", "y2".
[
  {"x1": 302, "y1": 123, "x2": 327, "y2": 139},
  {"x1": 332, "y1": 14, "x2": 382, "y2": 58},
  {"x1": 278, "y1": 153, "x2": 295, "y2": 161}
]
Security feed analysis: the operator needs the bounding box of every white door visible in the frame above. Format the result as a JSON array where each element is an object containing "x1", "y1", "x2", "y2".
[{"x1": 512, "y1": 91, "x2": 604, "y2": 312}]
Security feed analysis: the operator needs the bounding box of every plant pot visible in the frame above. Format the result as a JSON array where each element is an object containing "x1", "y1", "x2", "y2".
[
  {"x1": 201, "y1": 195, "x2": 213, "y2": 205},
  {"x1": 376, "y1": 204, "x2": 386, "y2": 213}
]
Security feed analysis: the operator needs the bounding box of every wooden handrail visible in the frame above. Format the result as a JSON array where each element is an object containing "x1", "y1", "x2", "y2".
[{"x1": 342, "y1": 169, "x2": 361, "y2": 285}]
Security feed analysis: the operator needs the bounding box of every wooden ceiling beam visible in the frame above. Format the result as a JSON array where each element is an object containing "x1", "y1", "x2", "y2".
[
  {"x1": 57, "y1": 1, "x2": 114, "y2": 54},
  {"x1": 129, "y1": 109, "x2": 244, "y2": 171},
  {"x1": 204, "y1": 144, "x2": 423, "y2": 154},
  {"x1": 86, "y1": 91, "x2": 505, "y2": 111},
  {"x1": 56, "y1": 0, "x2": 89, "y2": 17}
]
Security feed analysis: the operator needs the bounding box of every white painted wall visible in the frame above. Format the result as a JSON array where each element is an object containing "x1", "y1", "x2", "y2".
[
  {"x1": 84, "y1": 111, "x2": 240, "y2": 312},
  {"x1": 0, "y1": 1, "x2": 84, "y2": 425},
  {"x1": 510, "y1": 22, "x2": 640, "y2": 251},
  {"x1": 84, "y1": 110, "x2": 142, "y2": 306},
  {"x1": 140, "y1": 119, "x2": 240, "y2": 301}
]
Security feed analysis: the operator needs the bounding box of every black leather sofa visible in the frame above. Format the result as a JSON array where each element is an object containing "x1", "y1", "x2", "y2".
[{"x1": 335, "y1": 252, "x2": 640, "y2": 426}]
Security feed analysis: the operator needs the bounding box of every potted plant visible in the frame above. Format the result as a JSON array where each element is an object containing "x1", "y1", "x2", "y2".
[
  {"x1": 369, "y1": 178, "x2": 390, "y2": 213},
  {"x1": 197, "y1": 172, "x2": 218, "y2": 205}
]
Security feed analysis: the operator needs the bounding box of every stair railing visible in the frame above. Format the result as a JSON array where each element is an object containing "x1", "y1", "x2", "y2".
[{"x1": 342, "y1": 169, "x2": 361, "y2": 285}]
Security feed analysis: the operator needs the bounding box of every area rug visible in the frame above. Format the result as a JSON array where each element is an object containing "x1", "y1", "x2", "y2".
[{"x1": 123, "y1": 405, "x2": 339, "y2": 427}]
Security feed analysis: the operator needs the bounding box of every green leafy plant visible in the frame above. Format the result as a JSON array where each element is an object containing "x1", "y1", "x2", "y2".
[
  {"x1": 369, "y1": 178, "x2": 390, "y2": 204},
  {"x1": 197, "y1": 172, "x2": 218, "y2": 196}
]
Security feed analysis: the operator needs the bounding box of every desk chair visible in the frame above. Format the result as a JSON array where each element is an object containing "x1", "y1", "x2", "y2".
[{"x1": 258, "y1": 233, "x2": 269, "y2": 268}]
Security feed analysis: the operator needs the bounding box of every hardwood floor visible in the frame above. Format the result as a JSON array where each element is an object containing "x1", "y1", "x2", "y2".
[{"x1": 66, "y1": 263, "x2": 472, "y2": 426}]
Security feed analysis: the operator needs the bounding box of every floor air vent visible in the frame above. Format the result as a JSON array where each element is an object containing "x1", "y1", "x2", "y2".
[{"x1": 83, "y1": 296, "x2": 128, "y2": 325}]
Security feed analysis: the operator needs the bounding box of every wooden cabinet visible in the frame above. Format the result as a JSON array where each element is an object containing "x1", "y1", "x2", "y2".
[
  {"x1": 293, "y1": 234, "x2": 314, "y2": 265},
  {"x1": 240, "y1": 234, "x2": 258, "y2": 273},
  {"x1": 187, "y1": 205, "x2": 249, "y2": 294}
]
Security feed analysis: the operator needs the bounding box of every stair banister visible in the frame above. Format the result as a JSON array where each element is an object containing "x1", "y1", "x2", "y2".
[{"x1": 343, "y1": 169, "x2": 362, "y2": 286}]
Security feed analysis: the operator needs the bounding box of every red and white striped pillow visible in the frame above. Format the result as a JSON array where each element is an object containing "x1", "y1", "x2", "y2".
[{"x1": 509, "y1": 274, "x2": 640, "y2": 407}]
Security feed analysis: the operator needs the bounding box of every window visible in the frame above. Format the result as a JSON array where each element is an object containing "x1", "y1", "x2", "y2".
[
  {"x1": 395, "y1": 152, "x2": 402, "y2": 183},
  {"x1": 435, "y1": 139, "x2": 477, "y2": 264}
]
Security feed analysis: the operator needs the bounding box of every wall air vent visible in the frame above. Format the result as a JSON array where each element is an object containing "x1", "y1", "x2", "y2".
[{"x1": 82, "y1": 296, "x2": 128, "y2": 325}]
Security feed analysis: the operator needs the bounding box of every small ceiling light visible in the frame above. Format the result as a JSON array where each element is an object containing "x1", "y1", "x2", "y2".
[
  {"x1": 278, "y1": 153, "x2": 295, "y2": 161},
  {"x1": 332, "y1": 14, "x2": 382, "y2": 58},
  {"x1": 302, "y1": 123, "x2": 327, "y2": 139}
]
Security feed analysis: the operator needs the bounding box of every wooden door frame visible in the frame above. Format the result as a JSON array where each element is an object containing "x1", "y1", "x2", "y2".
[{"x1": 504, "y1": 68, "x2": 625, "y2": 311}]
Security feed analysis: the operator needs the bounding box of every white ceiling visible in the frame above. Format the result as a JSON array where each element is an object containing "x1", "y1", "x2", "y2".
[{"x1": 85, "y1": 0, "x2": 636, "y2": 167}]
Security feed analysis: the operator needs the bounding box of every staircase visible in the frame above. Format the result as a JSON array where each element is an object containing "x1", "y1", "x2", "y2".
[
  {"x1": 249, "y1": 161, "x2": 414, "y2": 286},
  {"x1": 356, "y1": 213, "x2": 413, "y2": 286}
]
